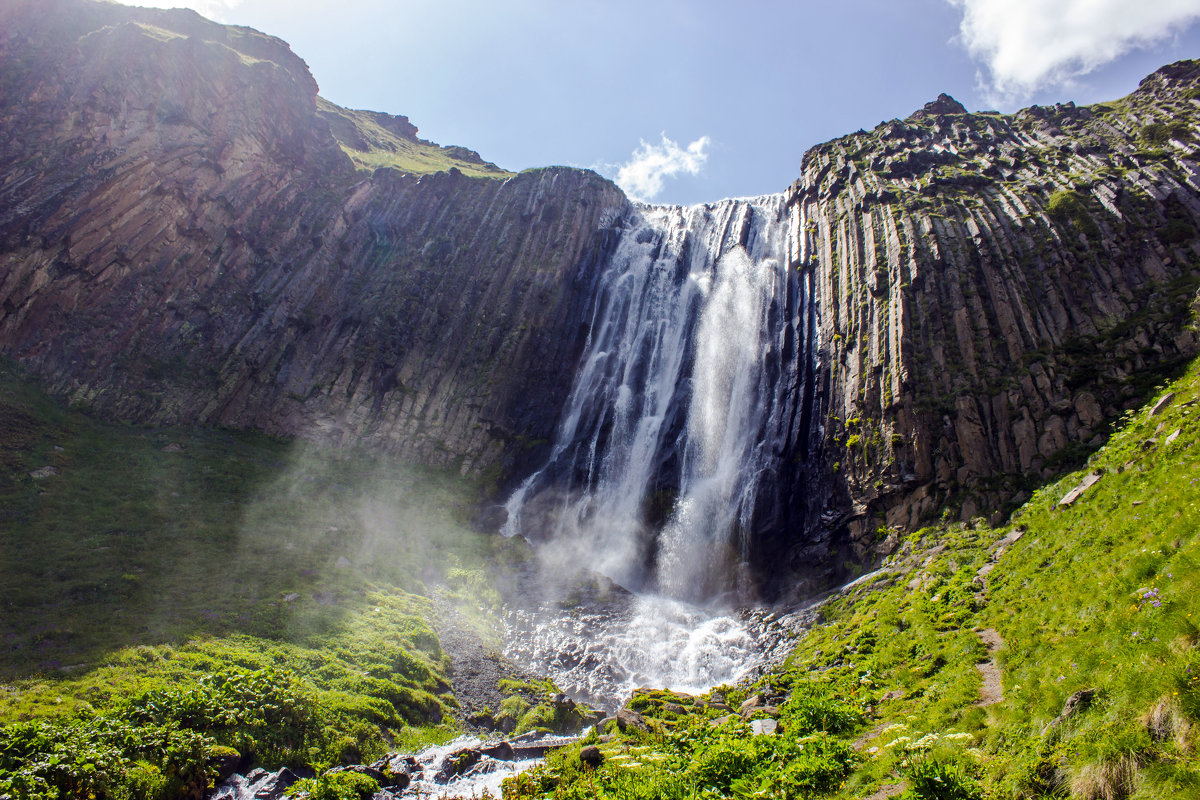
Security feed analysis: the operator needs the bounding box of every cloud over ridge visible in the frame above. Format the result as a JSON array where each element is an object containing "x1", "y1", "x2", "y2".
[
  {"x1": 615, "y1": 134, "x2": 711, "y2": 202},
  {"x1": 950, "y1": 0, "x2": 1200, "y2": 104}
]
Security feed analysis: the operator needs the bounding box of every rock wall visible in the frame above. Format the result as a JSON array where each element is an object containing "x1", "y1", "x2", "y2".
[
  {"x1": 785, "y1": 67, "x2": 1200, "y2": 566},
  {"x1": 0, "y1": 0, "x2": 626, "y2": 480}
]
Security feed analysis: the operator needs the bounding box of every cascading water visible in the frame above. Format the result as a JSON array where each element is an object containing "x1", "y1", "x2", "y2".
[{"x1": 500, "y1": 195, "x2": 813, "y2": 705}]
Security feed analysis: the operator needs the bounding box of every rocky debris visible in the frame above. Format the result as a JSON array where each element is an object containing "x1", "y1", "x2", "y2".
[
  {"x1": 1166, "y1": 429, "x2": 1183, "y2": 445},
  {"x1": 1058, "y1": 472, "x2": 1103, "y2": 507},
  {"x1": 28, "y1": 466, "x2": 57, "y2": 479}
]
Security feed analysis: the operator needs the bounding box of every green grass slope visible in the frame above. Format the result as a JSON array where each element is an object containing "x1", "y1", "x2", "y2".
[
  {"x1": 0, "y1": 362, "x2": 510, "y2": 796},
  {"x1": 509, "y1": 354, "x2": 1200, "y2": 800},
  {"x1": 316, "y1": 97, "x2": 514, "y2": 179}
]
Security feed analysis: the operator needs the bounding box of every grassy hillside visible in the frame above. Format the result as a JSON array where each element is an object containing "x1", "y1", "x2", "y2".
[
  {"x1": 317, "y1": 98, "x2": 514, "y2": 179},
  {"x1": 510, "y1": 353, "x2": 1200, "y2": 800},
  {"x1": 0, "y1": 362, "x2": 512, "y2": 796}
]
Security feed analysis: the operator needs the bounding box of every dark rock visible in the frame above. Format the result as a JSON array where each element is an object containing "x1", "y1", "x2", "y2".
[
  {"x1": 468, "y1": 712, "x2": 497, "y2": 730},
  {"x1": 579, "y1": 745, "x2": 603, "y2": 768},
  {"x1": 207, "y1": 747, "x2": 242, "y2": 783},
  {"x1": 251, "y1": 768, "x2": 299, "y2": 800},
  {"x1": 479, "y1": 740, "x2": 515, "y2": 761},
  {"x1": 435, "y1": 747, "x2": 482, "y2": 782}
]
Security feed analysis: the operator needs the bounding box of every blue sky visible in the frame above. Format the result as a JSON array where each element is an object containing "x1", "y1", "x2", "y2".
[{"x1": 117, "y1": 0, "x2": 1200, "y2": 204}]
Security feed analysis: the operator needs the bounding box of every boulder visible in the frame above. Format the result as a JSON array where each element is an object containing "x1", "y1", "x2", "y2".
[
  {"x1": 479, "y1": 741, "x2": 515, "y2": 762},
  {"x1": 616, "y1": 708, "x2": 649, "y2": 732},
  {"x1": 580, "y1": 745, "x2": 603, "y2": 769},
  {"x1": 750, "y1": 719, "x2": 779, "y2": 735}
]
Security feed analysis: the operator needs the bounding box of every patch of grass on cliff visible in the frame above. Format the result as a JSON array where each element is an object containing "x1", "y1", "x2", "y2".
[
  {"x1": 0, "y1": 362, "x2": 510, "y2": 792},
  {"x1": 317, "y1": 98, "x2": 513, "y2": 180},
  {"x1": 508, "y1": 355, "x2": 1200, "y2": 800}
]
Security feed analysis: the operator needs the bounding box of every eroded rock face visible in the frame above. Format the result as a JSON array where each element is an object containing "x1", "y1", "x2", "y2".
[
  {"x1": 0, "y1": 0, "x2": 626, "y2": 481},
  {"x1": 783, "y1": 63, "x2": 1200, "y2": 571}
]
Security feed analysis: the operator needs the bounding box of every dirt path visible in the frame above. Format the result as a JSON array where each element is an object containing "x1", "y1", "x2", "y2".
[{"x1": 975, "y1": 627, "x2": 1004, "y2": 706}]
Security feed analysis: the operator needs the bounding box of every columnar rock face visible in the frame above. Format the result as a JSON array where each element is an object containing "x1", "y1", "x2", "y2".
[
  {"x1": 785, "y1": 63, "x2": 1200, "y2": 565},
  {"x1": 4, "y1": 0, "x2": 1200, "y2": 590},
  {"x1": 0, "y1": 0, "x2": 626, "y2": 479}
]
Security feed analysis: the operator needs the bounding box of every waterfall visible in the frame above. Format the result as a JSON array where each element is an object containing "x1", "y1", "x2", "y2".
[{"x1": 502, "y1": 195, "x2": 808, "y2": 602}]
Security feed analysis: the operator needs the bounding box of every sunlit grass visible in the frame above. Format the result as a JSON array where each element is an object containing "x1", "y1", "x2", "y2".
[
  {"x1": 504, "y1": 355, "x2": 1200, "y2": 800},
  {"x1": 0, "y1": 361, "x2": 514, "y2": 791}
]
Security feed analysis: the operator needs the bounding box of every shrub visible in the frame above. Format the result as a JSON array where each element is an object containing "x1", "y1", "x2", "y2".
[
  {"x1": 287, "y1": 770, "x2": 379, "y2": 800},
  {"x1": 902, "y1": 754, "x2": 983, "y2": 800}
]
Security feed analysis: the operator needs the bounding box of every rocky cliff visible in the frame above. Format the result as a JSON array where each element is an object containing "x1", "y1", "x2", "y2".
[
  {"x1": 786, "y1": 68, "x2": 1200, "y2": 568},
  {"x1": 0, "y1": 0, "x2": 626, "y2": 480},
  {"x1": 4, "y1": 0, "x2": 1200, "y2": 589}
]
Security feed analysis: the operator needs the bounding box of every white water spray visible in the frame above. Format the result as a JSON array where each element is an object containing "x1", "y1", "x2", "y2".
[{"x1": 501, "y1": 195, "x2": 805, "y2": 698}]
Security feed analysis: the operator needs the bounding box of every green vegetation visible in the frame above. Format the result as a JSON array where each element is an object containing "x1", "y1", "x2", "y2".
[
  {"x1": 506, "y1": 354, "x2": 1200, "y2": 800},
  {"x1": 0, "y1": 362, "x2": 511, "y2": 798},
  {"x1": 494, "y1": 679, "x2": 599, "y2": 736},
  {"x1": 1046, "y1": 188, "x2": 1101, "y2": 238},
  {"x1": 1141, "y1": 121, "x2": 1192, "y2": 147},
  {"x1": 317, "y1": 98, "x2": 513, "y2": 179}
]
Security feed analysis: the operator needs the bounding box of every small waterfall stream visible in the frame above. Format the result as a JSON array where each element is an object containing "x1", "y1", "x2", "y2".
[{"x1": 499, "y1": 196, "x2": 814, "y2": 706}]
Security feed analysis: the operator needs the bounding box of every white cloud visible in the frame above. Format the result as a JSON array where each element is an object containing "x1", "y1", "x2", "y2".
[
  {"x1": 113, "y1": 0, "x2": 245, "y2": 23},
  {"x1": 949, "y1": 0, "x2": 1200, "y2": 104},
  {"x1": 614, "y1": 134, "x2": 710, "y2": 201}
]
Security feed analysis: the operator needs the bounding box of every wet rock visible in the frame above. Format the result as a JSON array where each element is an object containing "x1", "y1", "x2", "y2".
[
  {"x1": 252, "y1": 768, "x2": 300, "y2": 799},
  {"x1": 434, "y1": 747, "x2": 482, "y2": 782},
  {"x1": 478, "y1": 741, "x2": 515, "y2": 762},
  {"x1": 210, "y1": 767, "x2": 302, "y2": 800},
  {"x1": 208, "y1": 747, "x2": 242, "y2": 783}
]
